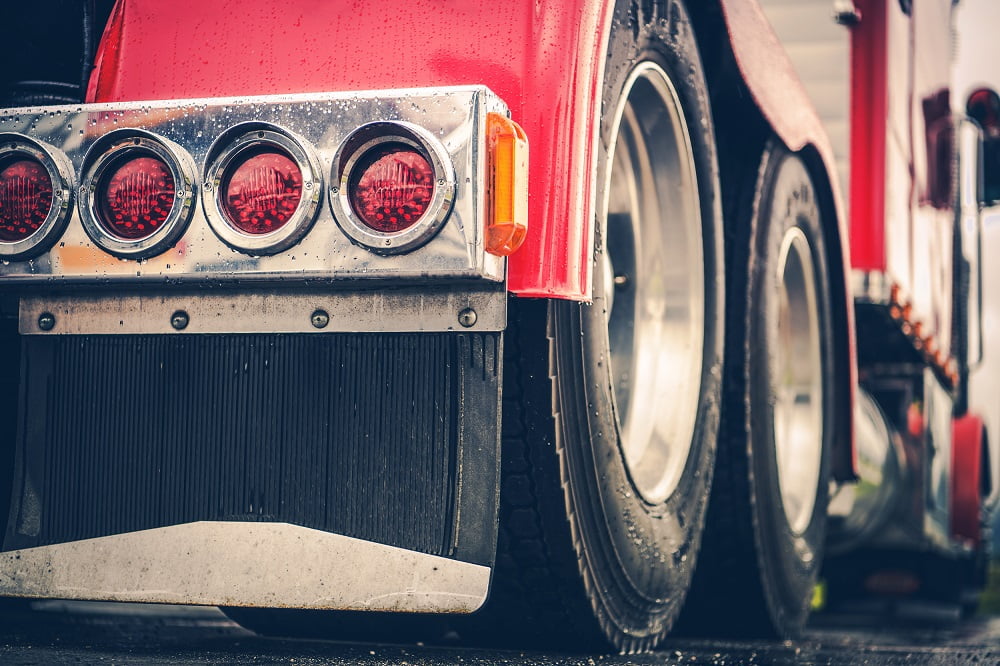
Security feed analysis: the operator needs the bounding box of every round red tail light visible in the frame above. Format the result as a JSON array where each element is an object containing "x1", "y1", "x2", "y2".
[
  {"x1": 0, "y1": 134, "x2": 73, "y2": 260},
  {"x1": 220, "y1": 148, "x2": 302, "y2": 235},
  {"x1": 330, "y1": 122, "x2": 455, "y2": 255},
  {"x1": 0, "y1": 157, "x2": 54, "y2": 242},
  {"x1": 348, "y1": 145, "x2": 434, "y2": 233},
  {"x1": 96, "y1": 154, "x2": 175, "y2": 240},
  {"x1": 203, "y1": 125, "x2": 321, "y2": 255},
  {"x1": 78, "y1": 131, "x2": 196, "y2": 259}
]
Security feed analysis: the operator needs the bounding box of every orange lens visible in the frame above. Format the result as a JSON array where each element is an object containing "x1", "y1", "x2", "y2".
[{"x1": 486, "y1": 112, "x2": 528, "y2": 256}]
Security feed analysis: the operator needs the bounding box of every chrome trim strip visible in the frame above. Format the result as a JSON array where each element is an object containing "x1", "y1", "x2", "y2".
[
  {"x1": 851, "y1": 269, "x2": 894, "y2": 305},
  {"x1": 19, "y1": 286, "x2": 506, "y2": 334},
  {"x1": 0, "y1": 133, "x2": 74, "y2": 259},
  {"x1": 0, "y1": 521, "x2": 491, "y2": 612}
]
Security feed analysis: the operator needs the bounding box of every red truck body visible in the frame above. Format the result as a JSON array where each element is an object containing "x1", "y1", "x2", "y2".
[{"x1": 0, "y1": 0, "x2": 991, "y2": 650}]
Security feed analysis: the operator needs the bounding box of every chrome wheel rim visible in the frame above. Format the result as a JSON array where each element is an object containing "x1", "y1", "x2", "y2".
[
  {"x1": 773, "y1": 219, "x2": 823, "y2": 535},
  {"x1": 604, "y1": 62, "x2": 704, "y2": 504}
]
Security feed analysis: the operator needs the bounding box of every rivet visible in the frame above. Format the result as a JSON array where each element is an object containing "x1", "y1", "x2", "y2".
[{"x1": 458, "y1": 308, "x2": 477, "y2": 328}]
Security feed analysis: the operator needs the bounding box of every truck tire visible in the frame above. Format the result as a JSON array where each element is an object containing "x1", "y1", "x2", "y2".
[
  {"x1": 679, "y1": 142, "x2": 833, "y2": 638},
  {"x1": 462, "y1": 0, "x2": 723, "y2": 652}
]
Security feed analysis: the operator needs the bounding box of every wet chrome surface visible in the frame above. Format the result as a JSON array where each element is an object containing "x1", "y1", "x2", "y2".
[
  {"x1": 77, "y1": 129, "x2": 198, "y2": 259},
  {"x1": 604, "y1": 62, "x2": 704, "y2": 504},
  {"x1": 0, "y1": 134, "x2": 74, "y2": 259},
  {"x1": 0, "y1": 87, "x2": 505, "y2": 284}
]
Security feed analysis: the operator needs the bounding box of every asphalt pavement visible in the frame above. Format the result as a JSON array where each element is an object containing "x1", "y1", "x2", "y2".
[{"x1": 0, "y1": 599, "x2": 998, "y2": 665}]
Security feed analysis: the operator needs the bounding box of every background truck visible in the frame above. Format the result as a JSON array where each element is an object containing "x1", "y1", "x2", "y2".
[{"x1": 0, "y1": 0, "x2": 995, "y2": 654}]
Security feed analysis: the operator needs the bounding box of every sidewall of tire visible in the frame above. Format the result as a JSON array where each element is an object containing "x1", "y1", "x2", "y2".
[
  {"x1": 748, "y1": 145, "x2": 834, "y2": 633},
  {"x1": 551, "y1": 0, "x2": 723, "y2": 645}
]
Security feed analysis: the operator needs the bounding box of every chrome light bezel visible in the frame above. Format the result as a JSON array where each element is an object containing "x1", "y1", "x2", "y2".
[
  {"x1": 202, "y1": 123, "x2": 323, "y2": 256},
  {"x1": 0, "y1": 133, "x2": 74, "y2": 260},
  {"x1": 330, "y1": 121, "x2": 456, "y2": 255},
  {"x1": 78, "y1": 129, "x2": 197, "y2": 259}
]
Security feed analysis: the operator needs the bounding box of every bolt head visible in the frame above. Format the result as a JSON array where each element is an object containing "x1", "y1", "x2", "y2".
[
  {"x1": 311, "y1": 309, "x2": 330, "y2": 329},
  {"x1": 170, "y1": 311, "x2": 189, "y2": 330},
  {"x1": 458, "y1": 308, "x2": 477, "y2": 328},
  {"x1": 37, "y1": 313, "x2": 56, "y2": 331}
]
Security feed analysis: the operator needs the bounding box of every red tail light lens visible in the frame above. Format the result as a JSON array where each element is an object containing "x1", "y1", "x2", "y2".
[
  {"x1": 348, "y1": 145, "x2": 434, "y2": 233},
  {"x1": 330, "y1": 122, "x2": 455, "y2": 255},
  {"x1": 0, "y1": 157, "x2": 54, "y2": 242},
  {"x1": 221, "y1": 148, "x2": 303, "y2": 235},
  {"x1": 203, "y1": 125, "x2": 320, "y2": 255},
  {"x1": 96, "y1": 154, "x2": 175, "y2": 240}
]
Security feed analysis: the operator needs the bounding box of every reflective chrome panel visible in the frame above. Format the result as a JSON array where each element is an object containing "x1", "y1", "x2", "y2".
[{"x1": 0, "y1": 87, "x2": 505, "y2": 284}]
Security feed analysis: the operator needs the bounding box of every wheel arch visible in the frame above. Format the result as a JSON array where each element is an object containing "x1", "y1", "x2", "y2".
[{"x1": 687, "y1": 0, "x2": 858, "y2": 482}]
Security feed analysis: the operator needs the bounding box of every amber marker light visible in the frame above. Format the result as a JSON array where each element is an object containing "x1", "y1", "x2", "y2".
[{"x1": 486, "y1": 112, "x2": 528, "y2": 256}]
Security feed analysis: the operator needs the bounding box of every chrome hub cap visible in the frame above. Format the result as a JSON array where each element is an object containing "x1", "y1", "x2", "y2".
[
  {"x1": 773, "y1": 223, "x2": 823, "y2": 534},
  {"x1": 604, "y1": 62, "x2": 704, "y2": 504}
]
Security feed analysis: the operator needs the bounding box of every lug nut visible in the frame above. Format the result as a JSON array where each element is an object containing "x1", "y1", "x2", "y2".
[
  {"x1": 170, "y1": 310, "x2": 189, "y2": 330},
  {"x1": 37, "y1": 312, "x2": 56, "y2": 331},
  {"x1": 458, "y1": 308, "x2": 477, "y2": 328},
  {"x1": 311, "y1": 309, "x2": 330, "y2": 329}
]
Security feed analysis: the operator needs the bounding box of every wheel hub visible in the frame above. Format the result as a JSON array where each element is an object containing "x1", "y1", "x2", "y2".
[
  {"x1": 773, "y1": 225, "x2": 823, "y2": 534},
  {"x1": 603, "y1": 62, "x2": 704, "y2": 505}
]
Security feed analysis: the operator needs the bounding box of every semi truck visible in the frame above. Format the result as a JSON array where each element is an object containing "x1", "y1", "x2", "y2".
[{"x1": 0, "y1": 0, "x2": 995, "y2": 653}]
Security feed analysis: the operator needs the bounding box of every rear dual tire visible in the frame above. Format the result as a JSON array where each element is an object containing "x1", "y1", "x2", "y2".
[{"x1": 678, "y1": 142, "x2": 834, "y2": 638}]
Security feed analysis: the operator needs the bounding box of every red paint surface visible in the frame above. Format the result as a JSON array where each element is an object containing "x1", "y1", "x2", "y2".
[
  {"x1": 951, "y1": 415, "x2": 984, "y2": 546},
  {"x1": 849, "y1": 0, "x2": 888, "y2": 271},
  {"x1": 88, "y1": 0, "x2": 612, "y2": 300}
]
